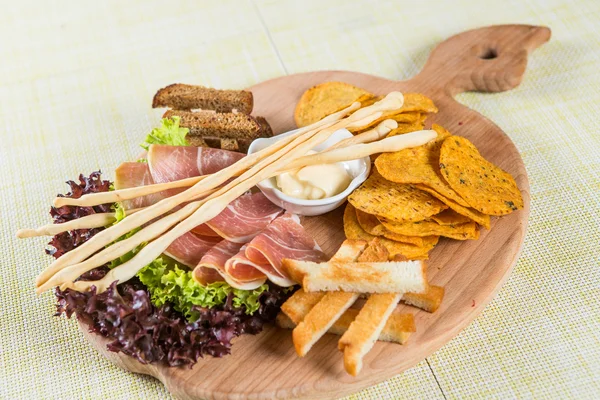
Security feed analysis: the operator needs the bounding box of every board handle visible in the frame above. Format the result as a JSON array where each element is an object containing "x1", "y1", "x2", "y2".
[{"x1": 413, "y1": 24, "x2": 551, "y2": 96}]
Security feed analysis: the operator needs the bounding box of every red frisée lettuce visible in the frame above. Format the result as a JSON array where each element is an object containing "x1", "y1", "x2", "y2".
[
  {"x1": 47, "y1": 171, "x2": 113, "y2": 258},
  {"x1": 49, "y1": 172, "x2": 293, "y2": 367}
]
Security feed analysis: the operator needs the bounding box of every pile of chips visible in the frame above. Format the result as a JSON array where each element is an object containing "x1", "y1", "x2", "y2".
[{"x1": 295, "y1": 82, "x2": 524, "y2": 260}]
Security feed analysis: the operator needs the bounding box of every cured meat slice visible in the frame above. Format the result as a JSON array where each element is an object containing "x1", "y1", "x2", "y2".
[
  {"x1": 206, "y1": 192, "x2": 283, "y2": 243},
  {"x1": 194, "y1": 240, "x2": 244, "y2": 286},
  {"x1": 224, "y1": 245, "x2": 269, "y2": 289},
  {"x1": 245, "y1": 213, "x2": 326, "y2": 285},
  {"x1": 147, "y1": 144, "x2": 244, "y2": 185},
  {"x1": 191, "y1": 223, "x2": 220, "y2": 237},
  {"x1": 114, "y1": 162, "x2": 164, "y2": 209},
  {"x1": 224, "y1": 213, "x2": 325, "y2": 287},
  {"x1": 164, "y1": 232, "x2": 222, "y2": 268}
]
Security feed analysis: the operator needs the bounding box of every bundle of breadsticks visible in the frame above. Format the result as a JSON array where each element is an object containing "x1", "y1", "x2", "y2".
[
  {"x1": 280, "y1": 238, "x2": 444, "y2": 376},
  {"x1": 23, "y1": 92, "x2": 440, "y2": 296}
]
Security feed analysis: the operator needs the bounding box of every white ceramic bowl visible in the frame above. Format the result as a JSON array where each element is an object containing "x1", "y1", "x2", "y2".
[{"x1": 247, "y1": 128, "x2": 371, "y2": 216}]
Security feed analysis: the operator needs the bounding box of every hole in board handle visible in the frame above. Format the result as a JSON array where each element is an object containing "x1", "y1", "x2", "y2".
[{"x1": 479, "y1": 48, "x2": 498, "y2": 60}]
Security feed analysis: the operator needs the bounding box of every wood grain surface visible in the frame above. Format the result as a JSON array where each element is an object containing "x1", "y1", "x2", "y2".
[{"x1": 79, "y1": 24, "x2": 550, "y2": 399}]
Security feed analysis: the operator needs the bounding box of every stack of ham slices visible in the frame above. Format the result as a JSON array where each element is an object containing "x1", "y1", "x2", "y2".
[{"x1": 115, "y1": 145, "x2": 325, "y2": 290}]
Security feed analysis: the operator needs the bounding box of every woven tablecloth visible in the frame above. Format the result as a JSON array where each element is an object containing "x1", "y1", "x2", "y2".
[{"x1": 1, "y1": 0, "x2": 599, "y2": 399}]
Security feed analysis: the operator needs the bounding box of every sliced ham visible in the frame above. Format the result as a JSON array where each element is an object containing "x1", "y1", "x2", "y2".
[
  {"x1": 191, "y1": 223, "x2": 220, "y2": 237},
  {"x1": 206, "y1": 192, "x2": 283, "y2": 243},
  {"x1": 147, "y1": 145, "x2": 244, "y2": 189},
  {"x1": 114, "y1": 162, "x2": 165, "y2": 209},
  {"x1": 224, "y1": 245, "x2": 269, "y2": 289},
  {"x1": 227, "y1": 213, "x2": 326, "y2": 287},
  {"x1": 193, "y1": 240, "x2": 266, "y2": 290},
  {"x1": 164, "y1": 232, "x2": 222, "y2": 268}
]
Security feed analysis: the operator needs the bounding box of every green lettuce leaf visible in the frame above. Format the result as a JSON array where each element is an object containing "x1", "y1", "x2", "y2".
[
  {"x1": 138, "y1": 260, "x2": 269, "y2": 320},
  {"x1": 111, "y1": 202, "x2": 127, "y2": 224},
  {"x1": 107, "y1": 202, "x2": 143, "y2": 269},
  {"x1": 140, "y1": 116, "x2": 189, "y2": 151}
]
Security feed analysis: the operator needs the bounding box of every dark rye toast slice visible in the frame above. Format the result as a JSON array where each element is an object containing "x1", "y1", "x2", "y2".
[
  {"x1": 164, "y1": 109, "x2": 273, "y2": 140},
  {"x1": 153, "y1": 84, "x2": 254, "y2": 114},
  {"x1": 187, "y1": 136, "x2": 254, "y2": 153}
]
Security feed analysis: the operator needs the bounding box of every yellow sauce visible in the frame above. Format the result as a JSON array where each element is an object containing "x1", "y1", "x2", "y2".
[{"x1": 276, "y1": 158, "x2": 352, "y2": 200}]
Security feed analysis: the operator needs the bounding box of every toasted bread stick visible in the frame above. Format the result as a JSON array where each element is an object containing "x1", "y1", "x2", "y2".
[
  {"x1": 277, "y1": 308, "x2": 414, "y2": 345},
  {"x1": 293, "y1": 291, "x2": 359, "y2": 356},
  {"x1": 281, "y1": 240, "x2": 367, "y2": 324},
  {"x1": 339, "y1": 293, "x2": 403, "y2": 376},
  {"x1": 403, "y1": 285, "x2": 445, "y2": 313},
  {"x1": 282, "y1": 258, "x2": 428, "y2": 294}
]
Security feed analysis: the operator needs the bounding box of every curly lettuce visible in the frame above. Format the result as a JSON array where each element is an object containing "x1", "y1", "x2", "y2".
[
  {"x1": 138, "y1": 260, "x2": 269, "y2": 320},
  {"x1": 140, "y1": 116, "x2": 189, "y2": 150}
]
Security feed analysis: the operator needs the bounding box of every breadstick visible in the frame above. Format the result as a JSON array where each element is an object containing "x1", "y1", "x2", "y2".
[
  {"x1": 52, "y1": 176, "x2": 204, "y2": 208},
  {"x1": 16, "y1": 214, "x2": 115, "y2": 239},
  {"x1": 328, "y1": 119, "x2": 397, "y2": 150}
]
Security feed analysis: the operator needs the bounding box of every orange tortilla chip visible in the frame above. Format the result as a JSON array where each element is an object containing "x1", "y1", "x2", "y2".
[
  {"x1": 355, "y1": 208, "x2": 430, "y2": 246},
  {"x1": 414, "y1": 184, "x2": 491, "y2": 229},
  {"x1": 439, "y1": 135, "x2": 524, "y2": 215},
  {"x1": 380, "y1": 218, "x2": 480, "y2": 240},
  {"x1": 344, "y1": 204, "x2": 434, "y2": 260},
  {"x1": 376, "y1": 124, "x2": 470, "y2": 207},
  {"x1": 382, "y1": 230, "x2": 438, "y2": 247},
  {"x1": 386, "y1": 118, "x2": 426, "y2": 137},
  {"x1": 348, "y1": 170, "x2": 447, "y2": 223},
  {"x1": 398, "y1": 93, "x2": 438, "y2": 114},
  {"x1": 430, "y1": 209, "x2": 473, "y2": 226},
  {"x1": 359, "y1": 238, "x2": 390, "y2": 262},
  {"x1": 355, "y1": 208, "x2": 386, "y2": 236},
  {"x1": 294, "y1": 81, "x2": 372, "y2": 127}
]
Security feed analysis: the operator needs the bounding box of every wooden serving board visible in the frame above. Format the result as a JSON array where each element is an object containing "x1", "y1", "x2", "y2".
[{"x1": 79, "y1": 24, "x2": 550, "y2": 399}]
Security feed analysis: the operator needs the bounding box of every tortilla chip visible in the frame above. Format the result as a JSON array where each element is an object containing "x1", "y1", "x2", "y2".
[
  {"x1": 399, "y1": 93, "x2": 438, "y2": 114},
  {"x1": 376, "y1": 124, "x2": 470, "y2": 207},
  {"x1": 359, "y1": 238, "x2": 390, "y2": 262},
  {"x1": 439, "y1": 136, "x2": 524, "y2": 215},
  {"x1": 348, "y1": 170, "x2": 447, "y2": 223},
  {"x1": 344, "y1": 204, "x2": 434, "y2": 259},
  {"x1": 386, "y1": 118, "x2": 426, "y2": 137},
  {"x1": 355, "y1": 208, "x2": 430, "y2": 246},
  {"x1": 294, "y1": 81, "x2": 372, "y2": 127},
  {"x1": 382, "y1": 230, "x2": 437, "y2": 247},
  {"x1": 414, "y1": 184, "x2": 491, "y2": 229},
  {"x1": 355, "y1": 208, "x2": 387, "y2": 236},
  {"x1": 430, "y1": 209, "x2": 472, "y2": 226},
  {"x1": 380, "y1": 218, "x2": 479, "y2": 240},
  {"x1": 356, "y1": 95, "x2": 383, "y2": 108},
  {"x1": 389, "y1": 111, "x2": 421, "y2": 124}
]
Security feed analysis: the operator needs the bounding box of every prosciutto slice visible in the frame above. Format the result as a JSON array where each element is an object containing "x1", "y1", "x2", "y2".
[
  {"x1": 193, "y1": 240, "x2": 266, "y2": 290},
  {"x1": 164, "y1": 232, "x2": 222, "y2": 268},
  {"x1": 224, "y1": 245, "x2": 269, "y2": 289},
  {"x1": 206, "y1": 192, "x2": 283, "y2": 243},
  {"x1": 226, "y1": 213, "x2": 325, "y2": 287},
  {"x1": 114, "y1": 162, "x2": 164, "y2": 209},
  {"x1": 191, "y1": 223, "x2": 220, "y2": 237},
  {"x1": 147, "y1": 144, "x2": 244, "y2": 189}
]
